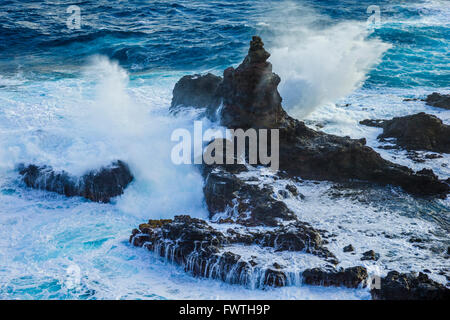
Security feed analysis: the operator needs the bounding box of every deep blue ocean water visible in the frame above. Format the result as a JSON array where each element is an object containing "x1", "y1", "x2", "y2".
[
  {"x1": 1, "y1": 0, "x2": 448, "y2": 87},
  {"x1": 0, "y1": 0, "x2": 448, "y2": 299}
]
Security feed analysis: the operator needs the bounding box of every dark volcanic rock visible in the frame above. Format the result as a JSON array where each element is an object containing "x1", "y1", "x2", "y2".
[
  {"x1": 130, "y1": 215, "x2": 336, "y2": 288},
  {"x1": 132, "y1": 36, "x2": 450, "y2": 291},
  {"x1": 286, "y1": 184, "x2": 300, "y2": 197},
  {"x1": 343, "y1": 244, "x2": 355, "y2": 252},
  {"x1": 371, "y1": 271, "x2": 450, "y2": 300},
  {"x1": 302, "y1": 266, "x2": 368, "y2": 288},
  {"x1": 424, "y1": 92, "x2": 450, "y2": 110},
  {"x1": 202, "y1": 166, "x2": 296, "y2": 227},
  {"x1": 172, "y1": 36, "x2": 448, "y2": 198},
  {"x1": 252, "y1": 222, "x2": 337, "y2": 262},
  {"x1": 219, "y1": 36, "x2": 289, "y2": 129},
  {"x1": 263, "y1": 269, "x2": 288, "y2": 287},
  {"x1": 361, "y1": 112, "x2": 450, "y2": 153},
  {"x1": 359, "y1": 119, "x2": 384, "y2": 128},
  {"x1": 199, "y1": 141, "x2": 336, "y2": 260},
  {"x1": 361, "y1": 250, "x2": 380, "y2": 261},
  {"x1": 279, "y1": 120, "x2": 448, "y2": 197},
  {"x1": 18, "y1": 160, "x2": 133, "y2": 203},
  {"x1": 170, "y1": 73, "x2": 223, "y2": 120}
]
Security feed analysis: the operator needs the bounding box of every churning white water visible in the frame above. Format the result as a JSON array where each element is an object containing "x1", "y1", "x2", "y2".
[
  {"x1": 270, "y1": 22, "x2": 391, "y2": 118},
  {"x1": 0, "y1": 57, "x2": 374, "y2": 300},
  {"x1": 0, "y1": 57, "x2": 208, "y2": 220}
]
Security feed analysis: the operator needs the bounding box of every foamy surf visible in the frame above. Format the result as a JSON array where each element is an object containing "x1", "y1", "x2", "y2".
[{"x1": 270, "y1": 22, "x2": 391, "y2": 118}]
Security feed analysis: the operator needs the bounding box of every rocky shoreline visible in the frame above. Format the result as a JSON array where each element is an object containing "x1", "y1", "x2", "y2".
[
  {"x1": 170, "y1": 36, "x2": 449, "y2": 198},
  {"x1": 18, "y1": 160, "x2": 133, "y2": 203},
  {"x1": 424, "y1": 92, "x2": 450, "y2": 110},
  {"x1": 130, "y1": 215, "x2": 340, "y2": 288},
  {"x1": 130, "y1": 36, "x2": 449, "y2": 299},
  {"x1": 15, "y1": 36, "x2": 449, "y2": 299},
  {"x1": 360, "y1": 112, "x2": 450, "y2": 154}
]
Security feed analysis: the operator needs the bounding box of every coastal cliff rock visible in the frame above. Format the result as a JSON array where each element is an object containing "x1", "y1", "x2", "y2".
[
  {"x1": 18, "y1": 160, "x2": 133, "y2": 203},
  {"x1": 130, "y1": 216, "x2": 354, "y2": 288},
  {"x1": 360, "y1": 112, "x2": 450, "y2": 154},
  {"x1": 171, "y1": 36, "x2": 449, "y2": 198},
  {"x1": 424, "y1": 92, "x2": 450, "y2": 110},
  {"x1": 219, "y1": 36, "x2": 289, "y2": 129},
  {"x1": 371, "y1": 271, "x2": 450, "y2": 300},
  {"x1": 170, "y1": 73, "x2": 223, "y2": 120},
  {"x1": 202, "y1": 164, "x2": 297, "y2": 227}
]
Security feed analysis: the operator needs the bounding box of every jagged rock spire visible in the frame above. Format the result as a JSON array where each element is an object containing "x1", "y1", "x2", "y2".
[
  {"x1": 219, "y1": 36, "x2": 288, "y2": 129},
  {"x1": 169, "y1": 36, "x2": 449, "y2": 197},
  {"x1": 245, "y1": 36, "x2": 271, "y2": 65}
]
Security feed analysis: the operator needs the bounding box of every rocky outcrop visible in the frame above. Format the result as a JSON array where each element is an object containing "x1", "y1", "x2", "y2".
[
  {"x1": 343, "y1": 245, "x2": 355, "y2": 252},
  {"x1": 219, "y1": 36, "x2": 289, "y2": 129},
  {"x1": 170, "y1": 73, "x2": 223, "y2": 121},
  {"x1": 131, "y1": 215, "x2": 450, "y2": 295},
  {"x1": 371, "y1": 271, "x2": 450, "y2": 300},
  {"x1": 424, "y1": 92, "x2": 450, "y2": 110},
  {"x1": 131, "y1": 36, "x2": 449, "y2": 295},
  {"x1": 202, "y1": 164, "x2": 297, "y2": 227},
  {"x1": 130, "y1": 216, "x2": 336, "y2": 259},
  {"x1": 277, "y1": 120, "x2": 448, "y2": 197},
  {"x1": 360, "y1": 112, "x2": 450, "y2": 153},
  {"x1": 18, "y1": 160, "x2": 133, "y2": 203},
  {"x1": 302, "y1": 266, "x2": 368, "y2": 288},
  {"x1": 130, "y1": 215, "x2": 339, "y2": 288},
  {"x1": 171, "y1": 36, "x2": 449, "y2": 198},
  {"x1": 361, "y1": 250, "x2": 380, "y2": 261}
]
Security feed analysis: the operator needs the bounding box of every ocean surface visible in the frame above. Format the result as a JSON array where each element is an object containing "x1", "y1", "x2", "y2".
[{"x1": 0, "y1": 0, "x2": 449, "y2": 299}]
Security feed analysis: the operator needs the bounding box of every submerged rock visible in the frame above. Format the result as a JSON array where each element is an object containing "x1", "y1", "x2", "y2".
[
  {"x1": 371, "y1": 271, "x2": 450, "y2": 300},
  {"x1": 361, "y1": 250, "x2": 380, "y2": 261},
  {"x1": 360, "y1": 112, "x2": 450, "y2": 153},
  {"x1": 343, "y1": 244, "x2": 355, "y2": 252},
  {"x1": 18, "y1": 160, "x2": 133, "y2": 203},
  {"x1": 286, "y1": 184, "x2": 300, "y2": 197},
  {"x1": 424, "y1": 92, "x2": 450, "y2": 110}
]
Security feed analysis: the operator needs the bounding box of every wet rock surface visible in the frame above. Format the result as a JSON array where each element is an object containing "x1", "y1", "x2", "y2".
[
  {"x1": 424, "y1": 92, "x2": 450, "y2": 110},
  {"x1": 130, "y1": 215, "x2": 342, "y2": 288},
  {"x1": 18, "y1": 160, "x2": 133, "y2": 203},
  {"x1": 360, "y1": 112, "x2": 450, "y2": 154},
  {"x1": 361, "y1": 250, "x2": 380, "y2": 261},
  {"x1": 343, "y1": 245, "x2": 355, "y2": 252},
  {"x1": 302, "y1": 266, "x2": 368, "y2": 289},
  {"x1": 170, "y1": 73, "x2": 223, "y2": 121},
  {"x1": 173, "y1": 37, "x2": 449, "y2": 198},
  {"x1": 371, "y1": 271, "x2": 450, "y2": 300},
  {"x1": 202, "y1": 165, "x2": 296, "y2": 227},
  {"x1": 131, "y1": 36, "x2": 449, "y2": 296}
]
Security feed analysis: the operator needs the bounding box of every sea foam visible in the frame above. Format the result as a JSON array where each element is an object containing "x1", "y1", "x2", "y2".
[{"x1": 270, "y1": 21, "x2": 391, "y2": 118}]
